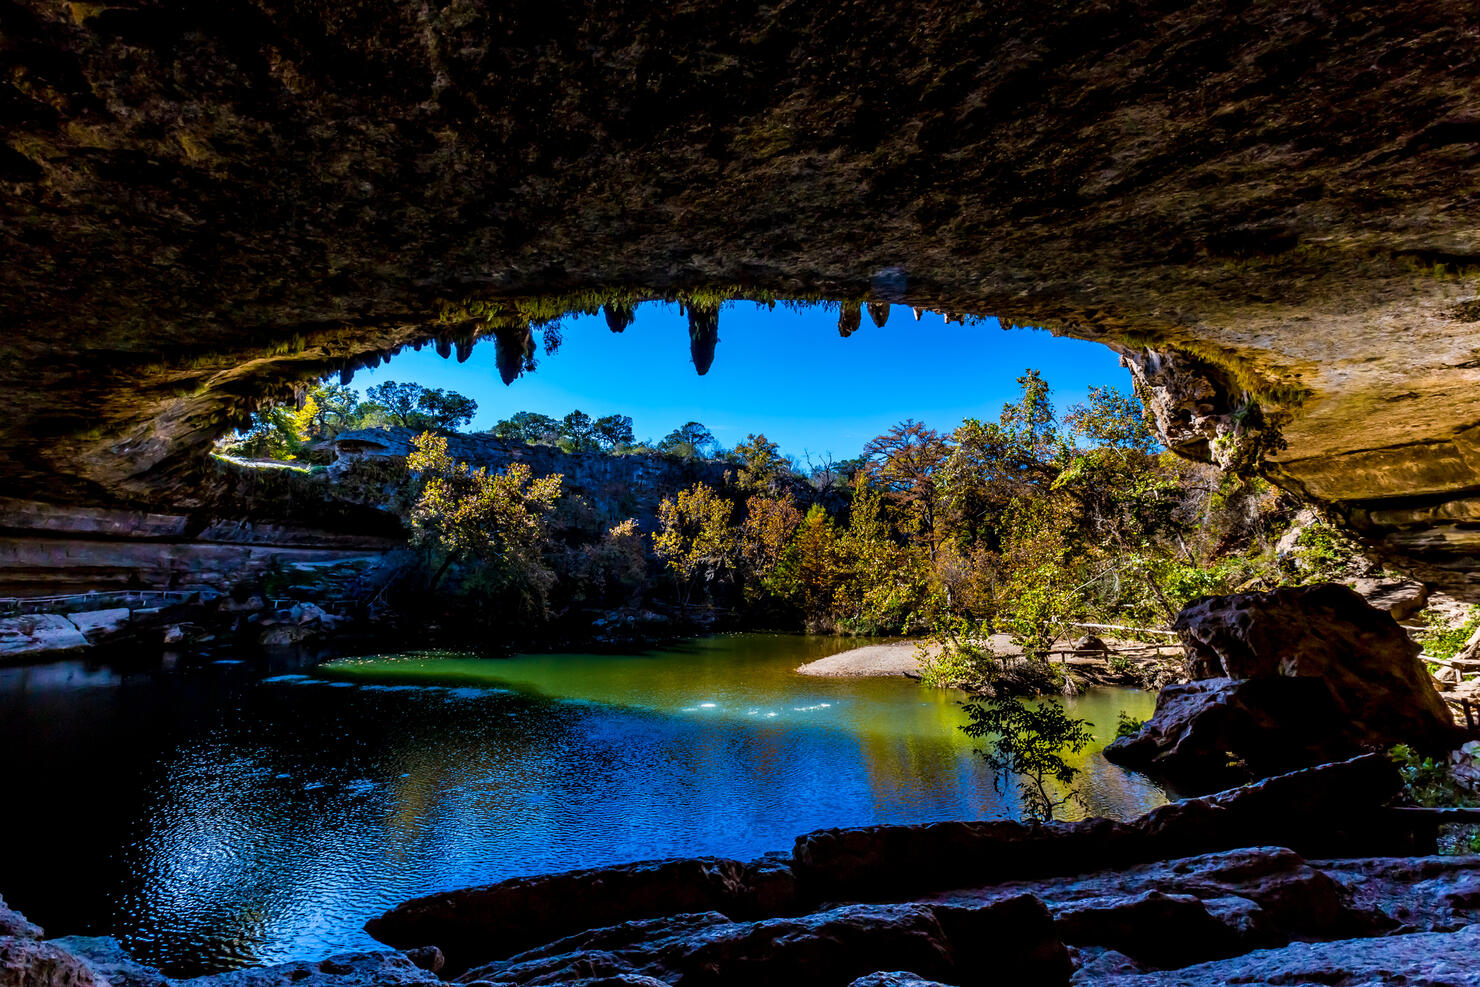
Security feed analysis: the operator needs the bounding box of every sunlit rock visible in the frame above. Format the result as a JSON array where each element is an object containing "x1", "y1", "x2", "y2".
[{"x1": 866, "y1": 302, "x2": 890, "y2": 328}]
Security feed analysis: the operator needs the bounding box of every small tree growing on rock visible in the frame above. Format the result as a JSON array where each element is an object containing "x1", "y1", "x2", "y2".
[
  {"x1": 405, "y1": 432, "x2": 563, "y2": 612},
  {"x1": 961, "y1": 695, "x2": 1094, "y2": 822}
]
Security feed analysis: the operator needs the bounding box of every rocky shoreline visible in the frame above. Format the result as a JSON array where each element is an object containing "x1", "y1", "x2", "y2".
[{"x1": 10, "y1": 754, "x2": 1478, "y2": 987}]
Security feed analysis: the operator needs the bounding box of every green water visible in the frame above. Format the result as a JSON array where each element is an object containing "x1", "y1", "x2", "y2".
[
  {"x1": 321, "y1": 633, "x2": 1165, "y2": 817},
  {"x1": 0, "y1": 633, "x2": 1166, "y2": 975}
]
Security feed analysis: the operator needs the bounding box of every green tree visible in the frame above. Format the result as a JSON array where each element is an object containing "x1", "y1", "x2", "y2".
[
  {"x1": 660, "y1": 421, "x2": 717, "y2": 460},
  {"x1": 366, "y1": 381, "x2": 477, "y2": 431},
  {"x1": 560, "y1": 410, "x2": 600, "y2": 452},
  {"x1": 405, "y1": 432, "x2": 563, "y2": 612},
  {"x1": 594, "y1": 414, "x2": 636, "y2": 451},
  {"x1": 491, "y1": 411, "x2": 561, "y2": 444},
  {"x1": 225, "y1": 404, "x2": 304, "y2": 460},
  {"x1": 419, "y1": 387, "x2": 478, "y2": 430},
  {"x1": 960, "y1": 695, "x2": 1094, "y2": 822}
]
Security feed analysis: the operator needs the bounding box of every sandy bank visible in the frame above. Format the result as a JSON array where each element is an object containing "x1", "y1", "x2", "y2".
[{"x1": 797, "y1": 634, "x2": 1180, "y2": 679}]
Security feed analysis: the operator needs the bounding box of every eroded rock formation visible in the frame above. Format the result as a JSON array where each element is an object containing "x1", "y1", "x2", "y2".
[
  {"x1": 1106, "y1": 585, "x2": 1460, "y2": 783},
  {"x1": 2, "y1": 2, "x2": 1480, "y2": 591}
]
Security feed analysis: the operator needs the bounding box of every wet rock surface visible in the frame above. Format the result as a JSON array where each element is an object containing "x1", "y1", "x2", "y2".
[{"x1": 1107, "y1": 585, "x2": 1459, "y2": 783}]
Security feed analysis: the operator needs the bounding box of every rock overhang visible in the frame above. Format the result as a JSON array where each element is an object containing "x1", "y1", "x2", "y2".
[{"x1": 3, "y1": 0, "x2": 1480, "y2": 589}]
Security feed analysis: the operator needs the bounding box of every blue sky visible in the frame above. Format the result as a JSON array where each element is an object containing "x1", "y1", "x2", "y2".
[{"x1": 352, "y1": 302, "x2": 1132, "y2": 461}]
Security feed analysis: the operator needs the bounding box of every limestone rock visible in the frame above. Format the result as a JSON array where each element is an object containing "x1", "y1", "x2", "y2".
[
  {"x1": 463, "y1": 897, "x2": 1070, "y2": 987},
  {"x1": 0, "y1": 897, "x2": 40, "y2": 940},
  {"x1": 1108, "y1": 585, "x2": 1459, "y2": 780},
  {"x1": 365, "y1": 857, "x2": 756, "y2": 972},
  {"x1": 849, "y1": 975, "x2": 954, "y2": 987},
  {"x1": 1349, "y1": 578, "x2": 1428, "y2": 622},
  {"x1": 0, "y1": 614, "x2": 89, "y2": 658},
  {"x1": 49, "y1": 936, "x2": 169, "y2": 987},
  {"x1": 0, "y1": 937, "x2": 99, "y2": 987},
  {"x1": 400, "y1": 946, "x2": 443, "y2": 974},
  {"x1": 1453, "y1": 741, "x2": 1480, "y2": 794},
  {"x1": 66, "y1": 608, "x2": 132, "y2": 642},
  {"x1": 1085, "y1": 923, "x2": 1480, "y2": 986},
  {"x1": 1102, "y1": 676, "x2": 1367, "y2": 783},
  {"x1": 1054, "y1": 891, "x2": 1243, "y2": 969},
  {"x1": 181, "y1": 951, "x2": 439, "y2": 987}
]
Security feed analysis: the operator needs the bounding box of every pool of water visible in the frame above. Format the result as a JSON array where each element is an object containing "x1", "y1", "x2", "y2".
[{"x1": 0, "y1": 634, "x2": 1165, "y2": 975}]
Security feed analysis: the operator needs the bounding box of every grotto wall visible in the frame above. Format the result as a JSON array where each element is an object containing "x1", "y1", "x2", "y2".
[{"x1": 3, "y1": 1, "x2": 1480, "y2": 590}]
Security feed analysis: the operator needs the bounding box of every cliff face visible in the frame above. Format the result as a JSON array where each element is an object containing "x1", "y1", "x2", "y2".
[{"x1": 3, "y1": 2, "x2": 1480, "y2": 590}]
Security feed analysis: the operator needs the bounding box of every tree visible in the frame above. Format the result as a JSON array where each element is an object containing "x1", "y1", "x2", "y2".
[
  {"x1": 739, "y1": 493, "x2": 803, "y2": 587},
  {"x1": 293, "y1": 383, "x2": 363, "y2": 439},
  {"x1": 863, "y1": 420, "x2": 952, "y2": 560},
  {"x1": 651, "y1": 482, "x2": 735, "y2": 604},
  {"x1": 405, "y1": 432, "x2": 563, "y2": 612},
  {"x1": 419, "y1": 387, "x2": 478, "y2": 430},
  {"x1": 560, "y1": 410, "x2": 599, "y2": 452},
  {"x1": 224, "y1": 404, "x2": 303, "y2": 460},
  {"x1": 960, "y1": 695, "x2": 1094, "y2": 822},
  {"x1": 491, "y1": 411, "x2": 561, "y2": 444},
  {"x1": 594, "y1": 414, "x2": 635, "y2": 451},
  {"x1": 366, "y1": 381, "x2": 425, "y2": 428},
  {"x1": 365, "y1": 381, "x2": 477, "y2": 431},
  {"x1": 773, "y1": 504, "x2": 842, "y2": 629},
  {"x1": 733, "y1": 433, "x2": 790, "y2": 496},
  {"x1": 659, "y1": 421, "x2": 717, "y2": 460}
]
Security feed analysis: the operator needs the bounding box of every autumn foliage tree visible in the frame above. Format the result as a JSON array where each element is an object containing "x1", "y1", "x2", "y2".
[
  {"x1": 406, "y1": 432, "x2": 563, "y2": 616},
  {"x1": 651, "y1": 482, "x2": 736, "y2": 605}
]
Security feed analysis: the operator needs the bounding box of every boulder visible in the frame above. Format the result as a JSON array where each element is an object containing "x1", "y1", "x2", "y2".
[
  {"x1": 180, "y1": 951, "x2": 439, "y2": 987},
  {"x1": 1103, "y1": 676, "x2": 1366, "y2": 783},
  {"x1": 0, "y1": 937, "x2": 99, "y2": 987},
  {"x1": 849, "y1": 975, "x2": 955, "y2": 987},
  {"x1": 401, "y1": 946, "x2": 443, "y2": 974},
  {"x1": 793, "y1": 755, "x2": 1403, "y2": 899},
  {"x1": 365, "y1": 857, "x2": 757, "y2": 972},
  {"x1": 1071, "y1": 635, "x2": 1110, "y2": 658},
  {"x1": 1053, "y1": 891, "x2": 1243, "y2": 969},
  {"x1": 1108, "y1": 585, "x2": 1459, "y2": 780},
  {"x1": 463, "y1": 897, "x2": 1070, "y2": 987},
  {"x1": 1349, "y1": 578, "x2": 1428, "y2": 622},
  {"x1": 0, "y1": 897, "x2": 39, "y2": 940},
  {"x1": 48, "y1": 936, "x2": 169, "y2": 987},
  {"x1": 1080, "y1": 923, "x2": 1480, "y2": 986}
]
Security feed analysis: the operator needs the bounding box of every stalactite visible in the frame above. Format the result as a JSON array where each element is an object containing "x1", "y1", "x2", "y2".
[
  {"x1": 492, "y1": 325, "x2": 535, "y2": 385},
  {"x1": 604, "y1": 302, "x2": 636, "y2": 333},
  {"x1": 866, "y1": 302, "x2": 890, "y2": 328},
  {"x1": 455, "y1": 335, "x2": 474, "y2": 363},
  {"x1": 912, "y1": 307, "x2": 924, "y2": 321},
  {"x1": 688, "y1": 304, "x2": 719, "y2": 375},
  {"x1": 837, "y1": 303, "x2": 862, "y2": 338},
  {"x1": 339, "y1": 365, "x2": 354, "y2": 385}
]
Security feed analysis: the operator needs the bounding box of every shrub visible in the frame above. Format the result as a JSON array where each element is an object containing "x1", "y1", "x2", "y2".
[{"x1": 960, "y1": 695, "x2": 1095, "y2": 822}]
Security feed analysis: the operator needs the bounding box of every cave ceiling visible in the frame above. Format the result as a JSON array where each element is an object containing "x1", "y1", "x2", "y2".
[{"x1": 3, "y1": 0, "x2": 1480, "y2": 589}]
